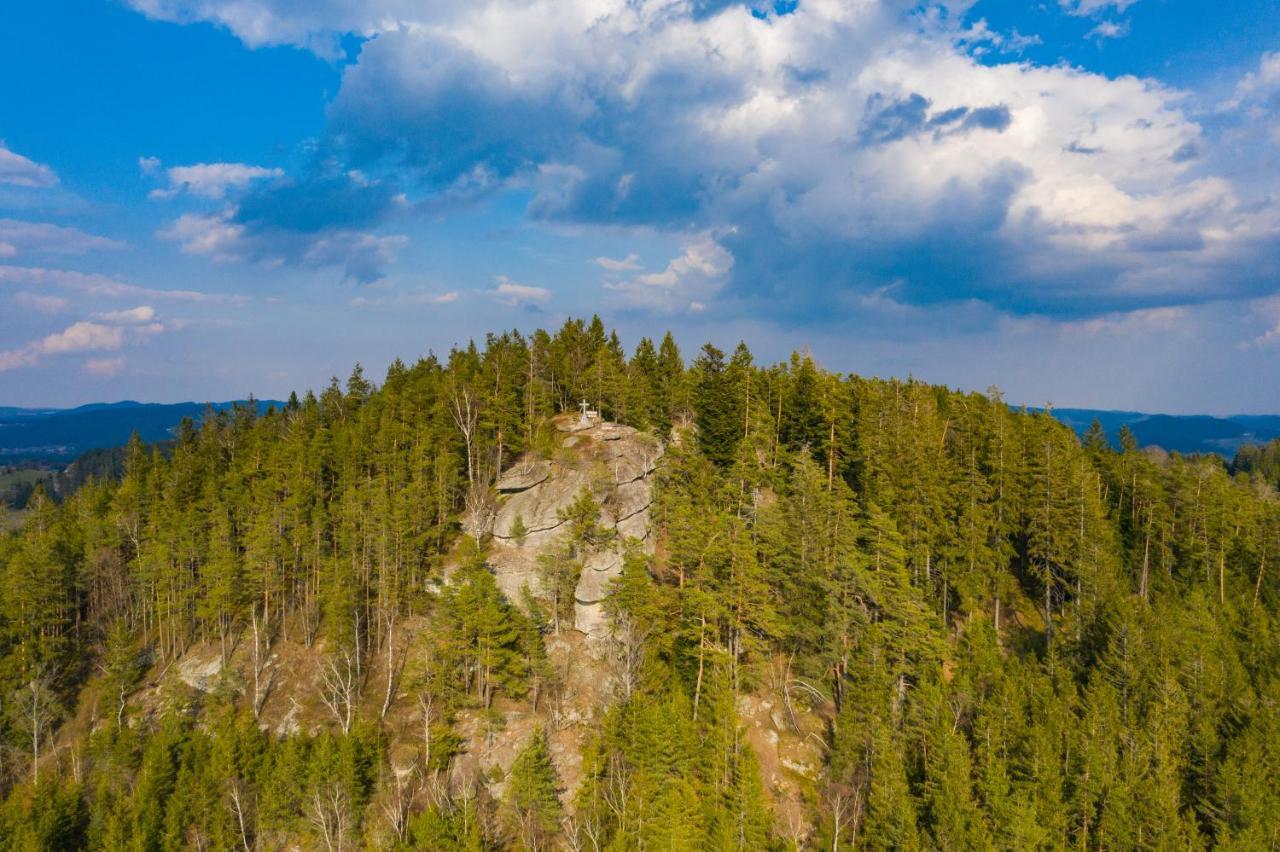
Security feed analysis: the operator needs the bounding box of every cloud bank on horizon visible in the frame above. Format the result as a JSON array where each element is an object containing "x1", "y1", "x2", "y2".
[{"x1": 0, "y1": 0, "x2": 1278, "y2": 411}]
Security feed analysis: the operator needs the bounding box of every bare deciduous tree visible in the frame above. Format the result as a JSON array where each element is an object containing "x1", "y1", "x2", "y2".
[
  {"x1": 227, "y1": 777, "x2": 255, "y2": 852},
  {"x1": 379, "y1": 611, "x2": 405, "y2": 720},
  {"x1": 249, "y1": 604, "x2": 274, "y2": 719},
  {"x1": 600, "y1": 752, "x2": 632, "y2": 829},
  {"x1": 418, "y1": 692, "x2": 436, "y2": 769},
  {"x1": 379, "y1": 762, "x2": 421, "y2": 845},
  {"x1": 318, "y1": 651, "x2": 357, "y2": 735},
  {"x1": 824, "y1": 781, "x2": 864, "y2": 852},
  {"x1": 450, "y1": 386, "x2": 480, "y2": 487},
  {"x1": 781, "y1": 805, "x2": 811, "y2": 851},
  {"x1": 11, "y1": 669, "x2": 62, "y2": 785},
  {"x1": 310, "y1": 782, "x2": 352, "y2": 852},
  {"x1": 610, "y1": 612, "x2": 649, "y2": 702},
  {"x1": 563, "y1": 812, "x2": 604, "y2": 852}
]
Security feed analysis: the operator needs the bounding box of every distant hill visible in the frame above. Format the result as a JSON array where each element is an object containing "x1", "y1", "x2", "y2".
[
  {"x1": 1045, "y1": 408, "x2": 1280, "y2": 457},
  {"x1": 0, "y1": 400, "x2": 283, "y2": 462}
]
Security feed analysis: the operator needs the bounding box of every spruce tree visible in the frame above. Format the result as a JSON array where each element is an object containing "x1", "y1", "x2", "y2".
[
  {"x1": 503, "y1": 727, "x2": 562, "y2": 850},
  {"x1": 693, "y1": 344, "x2": 741, "y2": 467}
]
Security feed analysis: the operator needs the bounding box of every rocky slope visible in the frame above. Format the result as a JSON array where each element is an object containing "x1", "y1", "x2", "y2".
[{"x1": 486, "y1": 413, "x2": 663, "y2": 641}]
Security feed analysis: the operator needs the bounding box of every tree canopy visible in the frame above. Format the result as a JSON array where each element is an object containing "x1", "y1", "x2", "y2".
[{"x1": 0, "y1": 317, "x2": 1278, "y2": 849}]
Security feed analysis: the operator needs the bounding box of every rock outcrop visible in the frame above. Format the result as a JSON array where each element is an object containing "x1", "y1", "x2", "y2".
[{"x1": 485, "y1": 414, "x2": 662, "y2": 642}]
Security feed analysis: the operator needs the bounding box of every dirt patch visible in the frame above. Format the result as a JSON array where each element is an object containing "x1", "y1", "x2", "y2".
[{"x1": 737, "y1": 686, "x2": 831, "y2": 844}]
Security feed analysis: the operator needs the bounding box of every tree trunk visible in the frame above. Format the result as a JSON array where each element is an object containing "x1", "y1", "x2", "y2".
[
  {"x1": 381, "y1": 613, "x2": 398, "y2": 720},
  {"x1": 693, "y1": 613, "x2": 706, "y2": 721},
  {"x1": 1254, "y1": 546, "x2": 1266, "y2": 610},
  {"x1": 1140, "y1": 522, "x2": 1151, "y2": 603},
  {"x1": 1219, "y1": 551, "x2": 1226, "y2": 605}
]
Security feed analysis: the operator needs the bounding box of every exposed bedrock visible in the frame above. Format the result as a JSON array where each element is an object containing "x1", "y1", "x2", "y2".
[{"x1": 484, "y1": 415, "x2": 662, "y2": 644}]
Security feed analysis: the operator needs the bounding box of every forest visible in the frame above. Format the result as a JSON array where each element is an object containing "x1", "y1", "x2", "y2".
[{"x1": 0, "y1": 315, "x2": 1278, "y2": 849}]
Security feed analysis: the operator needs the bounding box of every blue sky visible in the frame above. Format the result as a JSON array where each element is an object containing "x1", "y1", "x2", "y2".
[{"x1": 1, "y1": 0, "x2": 1278, "y2": 413}]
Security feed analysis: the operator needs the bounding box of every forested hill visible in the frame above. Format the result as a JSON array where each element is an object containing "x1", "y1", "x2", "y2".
[
  {"x1": 0, "y1": 399, "x2": 281, "y2": 462},
  {"x1": 1046, "y1": 407, "x2": 1280, "y2": 457},
  {"x1": 1, "y1": 316, "x2": 1279, "y2": 849}
]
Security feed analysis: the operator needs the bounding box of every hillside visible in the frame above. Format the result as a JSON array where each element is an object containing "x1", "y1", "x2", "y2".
[
  {"x1": 0, "y1": 399, "x2": 283, "y2": 462},
  {"x1": 0, "y1": 319, "x2": 1278, "y2": 849},
  {"x1": 1048, "y1": 407, "x2": 1280, "y2": 456}
]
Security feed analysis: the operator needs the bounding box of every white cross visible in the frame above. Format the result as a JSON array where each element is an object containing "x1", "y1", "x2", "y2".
[{"x1": 580, "y1": 399, "x2": 590, "y2": 417}]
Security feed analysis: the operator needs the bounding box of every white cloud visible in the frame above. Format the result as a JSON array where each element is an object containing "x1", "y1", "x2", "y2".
[
  {"x1": 1055, "y1": 306, "x2": 1187, "y2": 339},
  {"x1": 84, "y1": 356, "x2": 126, "y2": 377},
  {"x1": 1236, "y1": 52, "x2": 1280, "y2": 101},
  {"x1": 0, "y1": 219, "x2": 123, "y2": 256},
  {"x1": 14, "y1": 291, "x2": 69, "y2": 314},
  {"x1": 1086, "y1": 20, "x2": 1128, "y2": 40},
  {"x1": 1059, "y1": 0, "x2": 1140, "y2": 16},
  {"x1": 39, "y1": 321, "x2": 127, "y2": 355},
  {"x1": 957, "y1": 19, "x2": 1042, "y2": 57},
  {"x1": 606, "y1": 233, "x2": 733, "y2": 312},
  {"x1": 146, "y1": 159, "x2": 284, "y2": 199},
  {"x1": 491, "y1": 276, "x2": 550, "y2": 306},
  {"x1": 634, "y1": 238, "x2": 733, "y2": 290},
  {"x1": 125, "y1": 0, "x2": 388, "y2": 57},
  {"x1": 595, "y1": 253, "x2": 642, "y2": 272},
  {"x1": 350, "y1": 289, "x2": 459, "y2": 307},
  {"x1": 1254, "y1": 324, "x2": 1280, "y2": 349},
  {"x1": 0, "y1": 313, "x2": 170, "y2": 373},
  {"x1": 93, "y1": 305, "x2": 157, "y2": 324},
  {"x1": 0, "y1": 142, "x2": 57, "y2": 188},
  {"x1": 159, "y1": 211, "x2": 247, "y2": 261},
  {"x1": 1252, "y1": 296, "x2": 1280, "y2": 349},
  {"x1": 1222, "y1": 52, "x2": 1280, "y2": 128},
  {"x1": 0, "y1": 349, "x2": 37, "y2": 371},
  {"x1": 0, "y1": 264, "x2": 242, "y2": 303}
]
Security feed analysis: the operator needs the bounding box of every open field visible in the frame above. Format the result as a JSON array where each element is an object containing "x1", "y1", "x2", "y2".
[{"x1": 0, "y1": 467, "x2": 50, "y2": 505}]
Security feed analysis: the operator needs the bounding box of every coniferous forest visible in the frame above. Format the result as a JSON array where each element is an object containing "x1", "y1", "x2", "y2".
[{"x1": 1, "y1": 316, "x2": 1279, "y2": 850}]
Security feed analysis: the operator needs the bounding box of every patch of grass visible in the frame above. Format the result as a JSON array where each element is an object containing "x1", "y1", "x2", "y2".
[
  {"x1": 0, "y1": 467, "x2": 50, "y2": 490},
  {"x1": 0, "y1": 466, "x2": 53, "y2": 510}
]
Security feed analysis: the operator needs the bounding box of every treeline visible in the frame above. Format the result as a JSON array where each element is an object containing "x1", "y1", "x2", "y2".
[
  {"x1": 1234, "y1": 437, "x2": 1280, "y2": 489},
  {"x1": 2, "y1": 445, "x2": 150, "y2": 512},
  {"x1": 0, "y1": 466, "x2": 50, "y2": 511},
  {"x1": 0, "y1": 316, "x2": 1277, "y2": 848}
]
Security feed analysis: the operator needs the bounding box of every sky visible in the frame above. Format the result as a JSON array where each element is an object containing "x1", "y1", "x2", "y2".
[{"x1": 1, "y1": 0, "x2": 1278, "y2": 413}]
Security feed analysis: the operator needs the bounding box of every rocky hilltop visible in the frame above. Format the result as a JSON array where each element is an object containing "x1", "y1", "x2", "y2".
[
  {"x1": 54, "y1": 408, "x2": 822, "y2": 843},
  {"x1": 485, "y1": 413, "x2": 663, "y2": 640}
]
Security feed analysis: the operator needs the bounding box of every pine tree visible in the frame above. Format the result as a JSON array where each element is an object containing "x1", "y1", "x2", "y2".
[
  {"x1": 503, "y1": 727, "x2": 563, "y2": 850},
  {"x1": 693, "y1": 344, "x2": 742, "y2": 467},
  {"x1": 657, "y1": 331, "x2": 687, "y2": 427}
]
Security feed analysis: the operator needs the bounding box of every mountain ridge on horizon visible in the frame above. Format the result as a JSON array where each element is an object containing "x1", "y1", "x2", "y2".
[
  {"x1": 1043, "y1": 407, "x2": 1280, "y2": 457},
  {"x1": 0, "y1": 398, "x2": 284, "y2": 462}
]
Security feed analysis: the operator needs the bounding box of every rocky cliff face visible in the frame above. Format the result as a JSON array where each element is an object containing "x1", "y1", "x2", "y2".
[{"x1": 486, "y1": 414, "x2": 662, "y2": 641}]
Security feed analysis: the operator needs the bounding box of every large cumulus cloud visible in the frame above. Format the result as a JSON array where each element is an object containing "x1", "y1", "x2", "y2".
[{"x1": 128, "y1": 0, "x2": 1279, "y2": 320}]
